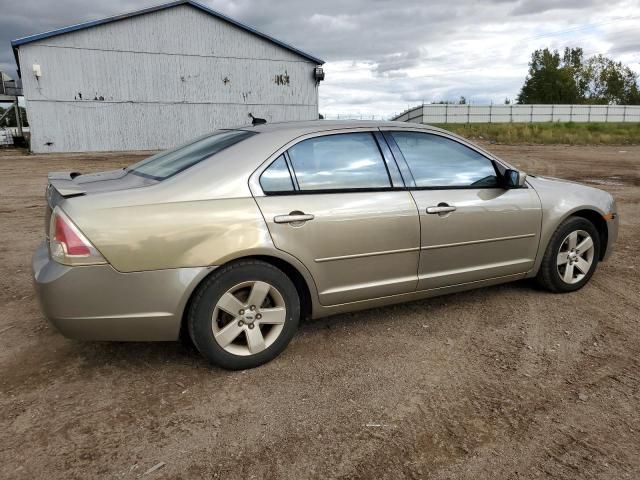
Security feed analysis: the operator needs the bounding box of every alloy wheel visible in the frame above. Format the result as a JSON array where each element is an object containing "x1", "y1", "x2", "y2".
[
  {"x1": 211, "y1": 281, "x2": 286, "y2": 356},
  {"x1": 556, "y1": 230, "x2": 595, "y2": 284}
]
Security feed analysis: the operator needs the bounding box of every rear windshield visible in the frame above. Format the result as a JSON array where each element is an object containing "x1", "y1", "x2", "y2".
[{"x1": 127, "y1": 130, "x2": 256, "y2": 180}]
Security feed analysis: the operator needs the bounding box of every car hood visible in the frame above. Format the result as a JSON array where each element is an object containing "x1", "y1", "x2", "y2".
[
  {"x1": 527, "y1": 174, "x2": 584, "y2": 186},
  {"x1": 526, "y1": 174, "x2": 616, "y2": 215}
]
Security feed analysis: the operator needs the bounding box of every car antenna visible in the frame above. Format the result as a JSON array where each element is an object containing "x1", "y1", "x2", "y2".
[{"x1": 248, "y1": 113, "x2": 267, "y2": 126}]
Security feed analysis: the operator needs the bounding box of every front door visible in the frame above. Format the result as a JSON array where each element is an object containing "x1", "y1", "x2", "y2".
[
  {"x1": 384, "y1": 130, "x2": 542, "y2": 290},
  {"x1": 253, "y1": 131, "x2": 421, "y2": 305}
]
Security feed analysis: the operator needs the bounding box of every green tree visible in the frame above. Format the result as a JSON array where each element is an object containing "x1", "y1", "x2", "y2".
[
  {"x1": 517, "y1": 47, "x2": 640, "y2": 105},
  {"x1": 581, "y1": 55, "x2": 640, "y2": 104},
  {"x1": 517, "y1": 48, "x2": 583, "y2": 104},
  {"x1": 434, "y1": 97, "x2": 469, "y2": 104}
]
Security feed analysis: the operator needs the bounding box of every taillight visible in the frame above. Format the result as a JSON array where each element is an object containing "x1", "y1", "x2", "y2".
[
  {"x1": 49, "y1": 207, "x2": 106, "y2": 266},
  {"x1": 54, "y1": 213, "x2": 90, "y2": 255}
]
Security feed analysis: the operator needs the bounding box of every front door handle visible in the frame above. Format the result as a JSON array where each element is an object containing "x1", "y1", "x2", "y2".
[
  {"x1": 274, "y1": 212, "x2": 315, "y2": 224},
  {"x1": 426, "y1": 204, "x2": 457, "y2": 215}
]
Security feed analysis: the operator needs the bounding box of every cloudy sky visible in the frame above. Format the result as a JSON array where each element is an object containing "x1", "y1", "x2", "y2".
[{"x1": 1, "y1": 0, "x2": 639, "y2": 118}]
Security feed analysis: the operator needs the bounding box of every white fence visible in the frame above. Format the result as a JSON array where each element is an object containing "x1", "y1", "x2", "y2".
[
  {"x1": 392, "y1": 104, "x2": 640, "y2": 124},
  {"x1": 322, "y1": 114, "x2": 387, "y2": 120}
]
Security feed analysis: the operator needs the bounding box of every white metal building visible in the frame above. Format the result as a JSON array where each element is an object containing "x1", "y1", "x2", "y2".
[{"x1": 12, "y1": 0, "x2": 324, "y2": 153}]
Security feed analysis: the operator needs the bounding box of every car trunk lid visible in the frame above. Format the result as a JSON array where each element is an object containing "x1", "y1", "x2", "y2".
[
  {"x1": 48, "y1": 169, "x2": 158, "y2": 197},
  {"x1": 45, "y1": 169, "x2": 157, "y2": 236}
]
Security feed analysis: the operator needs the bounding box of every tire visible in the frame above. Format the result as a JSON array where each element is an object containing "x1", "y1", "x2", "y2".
[
  {"x1": 536, "y1": 216, "x2": 600, "y2": 293},
  {"x1": 188, "y1": 260, "x2": 300, "y2": 370}
]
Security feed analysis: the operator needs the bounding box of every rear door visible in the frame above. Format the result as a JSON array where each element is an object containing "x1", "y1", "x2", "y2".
[
  {"x1": 383, "y1": 129, "x2": 542, "y2": 290},
  {"x1": 252, "y1": 130, "x2": 421, "y2": 306}
]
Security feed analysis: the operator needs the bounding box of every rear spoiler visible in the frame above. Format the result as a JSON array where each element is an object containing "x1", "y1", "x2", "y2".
[{"x1": 48, "y1": 171, "x2": 86, "y2": 197}]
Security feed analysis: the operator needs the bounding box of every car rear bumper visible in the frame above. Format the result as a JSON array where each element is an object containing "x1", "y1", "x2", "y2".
[{"x1": 32, "y1": 241, "x2": 213, "y2": 341}]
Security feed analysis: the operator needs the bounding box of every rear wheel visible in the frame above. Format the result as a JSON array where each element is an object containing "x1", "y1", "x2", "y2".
[
  {"x1": 536, "y1": 216, "x2": 600, "y2": 293},
  {"x1": 188, "y1": 260, "x2": 300, "y2": 370}
]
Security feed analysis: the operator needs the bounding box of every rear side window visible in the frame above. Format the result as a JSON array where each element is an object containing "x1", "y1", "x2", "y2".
[
  {"x1": 287, "y1": 133, "x2": 391, "y2": 191},
  {"x1": 260, "y1": 155, "x2": 294, "y2": 193},
  {"x1": 391, "y1": 132, "x2": 498, "y2": 188},
  {"x1": 128, "y1": 130, "x2": 256, "y2": 180}
]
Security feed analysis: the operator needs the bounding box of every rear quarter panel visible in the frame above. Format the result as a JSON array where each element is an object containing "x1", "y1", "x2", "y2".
[{"x1": 66, "y1": 197, "x2": 270, "y2": 272}]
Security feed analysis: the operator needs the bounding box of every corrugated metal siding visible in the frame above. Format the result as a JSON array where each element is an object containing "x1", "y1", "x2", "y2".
[
  {"x1": 20, "y1": 46, "x2": 317, "y2": 105},
  {"x1": 18, "y1": 4, "x2": 320, "y2": 152},
  {"x1": 26, "y1": 102, "x2": 316, "y2": 151},
  {"x1": 31, "y1": 5, "x2": 308, "y2": 62}
]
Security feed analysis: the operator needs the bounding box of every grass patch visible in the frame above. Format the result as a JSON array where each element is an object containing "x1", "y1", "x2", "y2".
[{"x1": 431, "y1": 122, "x2": 640, "y2": 145}]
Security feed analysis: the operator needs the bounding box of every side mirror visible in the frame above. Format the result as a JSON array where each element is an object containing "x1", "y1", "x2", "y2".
[{"x1": 504, "y1": 169, "x2": 527, "y2": 188}]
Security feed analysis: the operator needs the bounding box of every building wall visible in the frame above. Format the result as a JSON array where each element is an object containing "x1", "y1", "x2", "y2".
[{"x1": 18, "y1": 4, "x2": 320, "y2": 152}]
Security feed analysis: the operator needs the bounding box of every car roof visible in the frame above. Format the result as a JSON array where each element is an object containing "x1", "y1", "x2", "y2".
[
  {"x1": 236, "y1": 120, "x2": 448, "y2": 136},
  {"x1": 228, "y1": 119, "x2": 508, "y2": 172}
]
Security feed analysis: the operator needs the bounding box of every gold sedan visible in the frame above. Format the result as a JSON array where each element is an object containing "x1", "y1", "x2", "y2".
[{"x1": 33, "y1": 121, "x2": 618, "y2": 369}]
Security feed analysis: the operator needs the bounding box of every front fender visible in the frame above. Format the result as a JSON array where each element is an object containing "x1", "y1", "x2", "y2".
[{"x1": 527, "y1": 175, "x2": 617, "y2": 275}]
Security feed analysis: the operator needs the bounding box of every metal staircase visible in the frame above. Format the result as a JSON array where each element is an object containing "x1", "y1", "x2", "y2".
[{"x1": 0, "y1": 72, "x2": 25, "y2": 142}]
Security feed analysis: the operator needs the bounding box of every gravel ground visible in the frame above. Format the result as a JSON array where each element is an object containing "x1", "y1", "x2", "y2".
[{"x1": 0, "y1": 143, "x2": 638, "y2": 480}]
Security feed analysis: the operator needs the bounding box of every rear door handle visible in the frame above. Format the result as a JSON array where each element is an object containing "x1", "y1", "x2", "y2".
[
  {"x1": 274, "y1": 213, "x2": 315, "y2": 224},
  {"x1": 426, "y1": 204, "x2": 457, "y2": 214}
]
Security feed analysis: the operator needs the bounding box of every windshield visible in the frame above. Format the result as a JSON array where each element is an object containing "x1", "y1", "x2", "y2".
[{"x1": 127, "y1": 130, "x2": 256, "y2": 180}]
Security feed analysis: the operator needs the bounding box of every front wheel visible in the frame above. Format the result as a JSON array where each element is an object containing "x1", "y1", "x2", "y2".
[
  {"x1": 188, "y1": 260, "x2": 300, "y2": 370},
  {"x1": 536, "y1": 216, "x2": 600, "y2": 293}
]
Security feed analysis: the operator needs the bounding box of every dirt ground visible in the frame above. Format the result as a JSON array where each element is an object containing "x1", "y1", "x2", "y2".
[{"x1": 0, "y1": 143, "x2": 638, "y2": 480}]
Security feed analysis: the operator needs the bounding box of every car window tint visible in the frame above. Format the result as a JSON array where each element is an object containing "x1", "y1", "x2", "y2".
[
  {"x1": 288, "y1": 133, "x2": 391, "y2": 191},
  {"x1": 391, "y1": 132, "x2": 498, "y2": 188},
  {"x1": 128, "y1": 130, "x2": 256, "y2": 180},
  {"x1": 260, "y1": 155, "x2": 294, "y2": 193}
]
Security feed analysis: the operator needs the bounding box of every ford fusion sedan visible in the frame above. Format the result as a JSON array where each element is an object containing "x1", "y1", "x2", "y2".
[{"x1": 33, "y1": 121, "x2": 618, "y2": 369}]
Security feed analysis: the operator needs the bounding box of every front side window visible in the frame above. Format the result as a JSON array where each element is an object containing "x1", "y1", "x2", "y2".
[
  {"x1": 128, "y1": 130, "x2": 256, "y2": 180},
  {"x1": 287, "y1": 133, "x2": 391, "y2": 191},
  {"x1": 391, "y1": 132, "x2": 498, "y2": 188}
]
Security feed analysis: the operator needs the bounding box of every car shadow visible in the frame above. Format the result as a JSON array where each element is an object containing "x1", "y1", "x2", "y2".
[{"x1": 66, "y1": 278, "x2": 537, "y2": 372}]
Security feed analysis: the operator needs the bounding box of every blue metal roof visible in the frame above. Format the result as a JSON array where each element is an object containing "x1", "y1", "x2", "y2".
[{"x1": 11, "y1": 0, "x2": 324, "y2": 72}]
